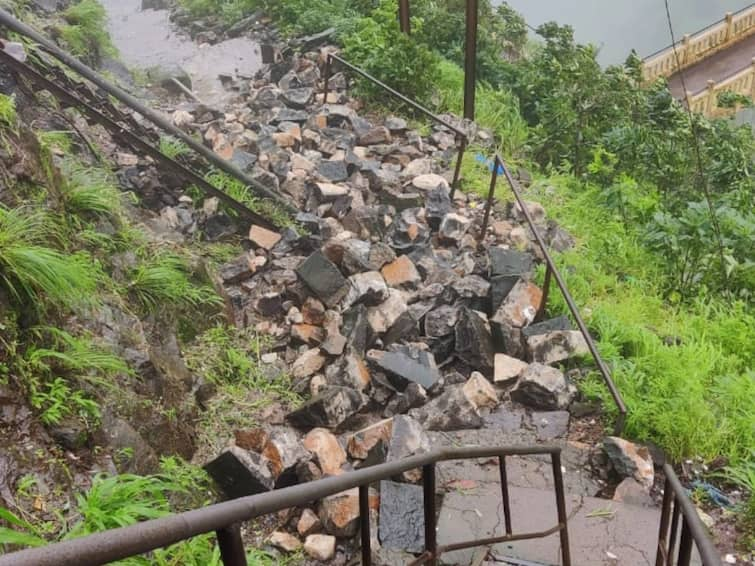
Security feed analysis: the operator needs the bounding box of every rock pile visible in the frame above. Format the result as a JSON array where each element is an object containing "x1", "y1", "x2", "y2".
[{"x1": 179, "y1": 44, "x2": 598, "y2": 561}]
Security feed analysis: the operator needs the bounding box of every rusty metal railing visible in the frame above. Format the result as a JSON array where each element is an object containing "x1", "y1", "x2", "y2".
[
  {"x1": 479, "y1": 153, "x2": 629, "y2": 435},
  {"x1": 0, "y1": 445, "x2": 570, "y2": 566},
  {"x1": 656, "y1": 464, "x2": 722, "y2": 566},
  {"x1": 322, "y1": 52, "x2": 468, "y2": 194}
]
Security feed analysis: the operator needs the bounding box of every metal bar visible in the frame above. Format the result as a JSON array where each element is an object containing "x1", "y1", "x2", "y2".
[
  {"x1": 536, "y1": 264, "x2": 553, "y2": 322},
  {"x1": 668, "y1": 500, "x2": 681, "y2": 564},
  {"x1": 438, "y1": 524, "x2": 565, "y2": 552},
  {"x1": 655, "y1": 476, "x2": 674, "y2": 566},
  {"x1": 450, "y1": 135, "x2": 467, "y2": 199},
  {"x1": 423, "y1": 464, "x2": 438, "y2": 566},
  {"x1": 216, "y1": 524, "x2": 246, "y2": 566},
  {"x1": 677, "y1": 521, "x2": 694, "y2": 566},
  {"x1": 551, "y1": 453, "x2": 571, "y2": 566},
  {"x1": 359, "y1": 485, "x2": 372, "y2": 566},
  {"x1": 663, "y1": 464, "x2": 721, "y2": 566},
  {"x1": 0, "y1": 49, "x2": 279, "y2": 230},
  {"x1": 495, "y1": 154, "x2": 628, "y2": 434},
  {"x1": 323, "y1": 55, "x2": 331, "y2": 104},
  {"x1": 398, "y1": 0, "x2": 411, "y2": 34},
  {"x1": 479, "y1": 153, "x2": 498, "y2": 240},
  {"x1": 327, "y1": 54, "x2": 467, "y2": 139},
  {"x1": 0, "y1": 446, "x2": 562, "y2": 566},
  {"x1": 463, "y1": 0, "x2": 478, "y2": 120},
  {"x1": 498, "y1": 456, "x2": 512, "y2": 535},
  {"x1": 0, "y1": 8, "x2": 296, "y2": 214}
]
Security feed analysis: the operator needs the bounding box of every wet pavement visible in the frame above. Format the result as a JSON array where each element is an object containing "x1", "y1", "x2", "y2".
[{"x1": 100, "y1": 0, "x2": 262, "y2": 105}]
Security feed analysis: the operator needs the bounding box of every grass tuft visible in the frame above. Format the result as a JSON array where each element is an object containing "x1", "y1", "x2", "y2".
[{"x1": 60, "y1": 0, "x2": 116, "y2": 64}]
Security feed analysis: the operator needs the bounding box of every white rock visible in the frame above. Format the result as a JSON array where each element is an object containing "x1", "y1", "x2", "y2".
[{"x1": 304, "y1": 534, "x2": 336, "y2": 561}]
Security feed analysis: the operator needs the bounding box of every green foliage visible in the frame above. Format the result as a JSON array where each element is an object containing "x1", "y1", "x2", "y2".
[
  {"x1": 126, "y1": 250, "x2": 223, "y2": 315},
  {"x1": 0, "y1": 94, "x2": 17, "y2": 130},
  {"x1": 717, "y1": 90, "x2": 753, "y2": 109},
  {"x1": 342, "y1": 1, "x2": 441, "y2": 105},
  {"x1": 58, "y1": 159, "x2": 124, "y2": 222},
  {"x1": 717, "y1": 456, "x2": 755, "y2": 546},
  {"x1": 0, "y1": 206, "x2": 99, "y2": 310},
  {"x1": 60, "y1": 0, "x2": 116, "y2": 65},
  {"x1": 158, "y1": 136, "x2": 190, "y2": 160}
]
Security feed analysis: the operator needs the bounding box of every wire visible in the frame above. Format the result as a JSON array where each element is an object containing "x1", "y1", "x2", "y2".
[{"x1": 662, "y1": 0, "x2": 730, "y2": 293}]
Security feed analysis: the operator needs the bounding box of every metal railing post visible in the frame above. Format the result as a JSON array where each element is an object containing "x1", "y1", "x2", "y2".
[
  {"x1": 479, "y1": 154, "x2": 498, "y2": 240},
  {"x1": 464, "y1": 0, "x2": 478, "y2": 120},
  {"x1": 551, "y1": 453, "x2": 571, "y2": 566},
  {"x1": 655, "y1": 476, "x2": 673, "y2": 565},
  {"x1": 216, "y1": 524, "x2": 247, "y2": 566},
  {"x1": 536, "y1": 264, "x2": 553, "y2": 322},
  {"x1": 423, "y1": 464, "x2": 438, "y2": 566},
  {"x1": 359, "y1": 485, "x2": 372, "y2": 565},
  {"x1": 450, "y1": 135, "x2": 467, "y2": 200},
  {"x1": 399, "y1": 0, "x2": 411, "y2": 34},
  {"x1": 498, "y1": 456, "x2": 513, "y2": 535},
  {"x1": 323, "y1": 54, "x2": 332, "y2": 104}
]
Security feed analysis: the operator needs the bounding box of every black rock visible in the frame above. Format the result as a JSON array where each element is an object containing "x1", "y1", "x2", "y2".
[
  {"x1": 341, "y1": 304, "x2": 377, "y2": 355},
  {"x1": 521, "y1": 315, "x2": 572, "y2": 338},
  {"x1": 379, "y1": 481, "x2": 425, "y2": 553},
  {"x1": 230, "y1": 149, "x2": 257, "y2": 173},
  {"x1": 454, "y1": 308, "x2": 495, "y2": 375},
  {"x1": 203, "y1": 213, "x2": 237, "y2": 241},
  {"x1": 367, "y1": 346, "x2": 440, "y2": 390},
  {"x1": 296, "y1": 251, "x2": 349, "y2": 307},
  {"x1": 383, "y1": 311, "x2": 418, "y2": 346},
  {"x1": 282, "y1": 87, "x2": 313, "y2": 109},
  {"x1": 318, "y1": 160, "x2": 349, "y2": 183},
  {"x1": 219, "y1": 255, "x2": 253, "y2": 284},
  {"x1": 287, "y1": 386, "x2": 366, "y2": 429},
  {"x1": 409, "y1": 387, "x2": 483, "y2": 431},
  {"x1": 424, "y1": 305, "x2": 460, "y2": 338},
  {"x1": 488, "y1": 248, "x2": 533, "y2": 277},
  {"x1": 425, "y1": 186, "x2": 452, "y2": 231},
  {"x1": 204, "y1": 446, "x2": 275, "y2": 499},
  {"x1": 489, "y1": 275, "x2": 519, "y2": 314},
  {"x1": 272, "y1": 108, "x2": 309, "y2": 124}
]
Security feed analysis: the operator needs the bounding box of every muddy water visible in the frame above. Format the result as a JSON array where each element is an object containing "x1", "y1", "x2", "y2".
[{"x1": 100, "y1": 0, "x2": 262, "y2": 105}]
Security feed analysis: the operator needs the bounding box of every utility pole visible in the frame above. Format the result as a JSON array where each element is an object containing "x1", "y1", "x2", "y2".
[
  {"x1": 463, "y1": 0, "x2": 478, "y2": 120},
  {"x1": 399, "y1": 0, "x2": 411, "y2": 34}
]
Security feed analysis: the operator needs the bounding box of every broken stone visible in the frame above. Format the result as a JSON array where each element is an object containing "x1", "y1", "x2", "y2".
[
  {"x1": 438, "y1": 213, "x2": 471, "y2": 242},
  {"x1": 381, "y1": 255, "x2": 421, "y2": 288},
  {"x1": 291, "y1": 323, "x2": 325, "y2": 345},
  {"x1": 411, "y1": 173, "x2": 448, "y2": 192},
  {"x1": 287, "y1": 386, "x2": 366, "y2": 429},
  {"x1": 409, "y1": 387, "x2": 483, "y2": 431},
  {"x1": 385, "y1": 116, "x2": 407, "y2": 132},
  {"x1": 315, "y1": 181, "x2": 349, "y2": 202},
  {"x1": 263, "y1": 428, "x2": 311, "y2": 486},
  {"x1": 346, "y1": 418, "x2": 393, "y2": 460},
  {"x1": 268, "y1": 531, "x2": 301, "y2": 552},
  {"x1": 234, "y1": 428, "x2": 269, "y2": 452},
  {"x1": 511, "y1": 363, "x2": 575, "y2": 410},
  {"x1": 491, "y1": 279, "x2": 542, "y2": 328},
  {"x1": 204, "y1": 446, "x2": 274, "y2": 499},
  {"x1": 359, "y1": 126, "x2": 391, "y2": 145},
  {"x1": 452, "y1": 275, "x2": 491, "y2": 299},
  {"x1": 292, "y1": 348, "x2": 326, "y2": 379},
  {"x1": 219, "y1": 254, "x2": 253, "y2": 284},
  {"x1": 612, "y1": 478, "x2": 654, "y2": 507},
  {"x1": 454, "y1": 308, "x2": 495, "y2": 375},
  {"x1": 296, "y1": 251, "x2": 349, "y2": 307},
  {"x1": 282, "y1": 87, "x2": 313, "y2": 109},
  {"x1": 303, "y1": 428, "x2": 346, "y2": 476},
  {"x1": 304, "y1": 534, "x2": 336, "y2": 561},
  {"x1": 319, "y1": 488, "x2": 361, "y2": 536},
  {"x1": 366, "y1": 289, "x2": 408, "y2": 334},
  {"x1": 342, "y1": 271, "x2": 389, "y2": 310},
  {"x1": 302, "y1": 297, "x2": 326, "y2": 326},
  {"x1": 424, "y1": 305, "x2": 459, "y2": 338},
  {"x1": 425, "y1": 186, "x2": 453, "y2": 231},
  {"x1": 462, "y1": 371, "x2": 498, "y2": 410},
  {"x1": 603, "y1": 437, "x2": 654, "y2": 489},
  {"x1": 379, "y1": 480, "x2": 425, "y2": 553},
  {"x1": 298, "y1": 508, "x2": 322, "y2": 537},
  {"x1": 526, "y1": 330, "x2": 589, "y2": 365},
  {"x1": 521, "y1": 315, "x2": 572, "y2": 338},
  {"x1": 368, "y1": 242, "x2": 397, "y2": 271},
  {"x1": 339, "y1": 239, "x2": 372, "y2": 275},
  {"x1": 329, "y1": 353, "x2": 371, "y2": 391},
  {"x1": 493, "y1": 353, "x2": 528, "y2": 385},
  {"x1": 488, "y1": 247, "x2": 533, "y2": 277},
  {"x1": 318, "y1": 160, "x2": 348, "y2": 183},
  {"x1": 385, "y1": 415, "x2": 430, "y2": 482},
  {"x1": 367, "y1": 346, "x2": 440, "y2": 390}
]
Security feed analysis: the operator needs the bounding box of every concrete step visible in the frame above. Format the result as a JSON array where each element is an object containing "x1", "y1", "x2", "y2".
[{"x1": 436, "y1": 483, "x2": 661, "y2": 566}]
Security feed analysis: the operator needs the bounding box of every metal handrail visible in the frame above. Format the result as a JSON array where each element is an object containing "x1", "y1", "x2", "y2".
[
  {"x1": 0, "y1": 445, "x2": 569, "y2": 566},
  {"x1": 480, "y1": 153, "x2": 628, "y2": 435},
  {"x1": 322, "y1": 52, "x2": 468, "y2": 192},
  {"x1": 656, "y1": 464, "x2": 722, "y2": 566}
]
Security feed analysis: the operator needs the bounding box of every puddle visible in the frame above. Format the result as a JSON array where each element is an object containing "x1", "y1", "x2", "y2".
[{"x1": 100, "y1": 0, "x2": 262, "y2": 105}]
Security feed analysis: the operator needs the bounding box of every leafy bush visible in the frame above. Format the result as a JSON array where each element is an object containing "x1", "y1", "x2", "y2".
[
  {"x1": 60, "y1": 0, "x2": 116, "y2": 65},
  {"x1": 0, "y1": 206, "x2": 98, "y2": 310}
]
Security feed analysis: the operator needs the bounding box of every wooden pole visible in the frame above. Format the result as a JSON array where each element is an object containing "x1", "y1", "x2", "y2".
[
  {"x1": 399, "y1": 0, "x2": 410, "y2": 34},
  {"x1": 464, "y1": 0, "x2": 478, "y2": 120}
]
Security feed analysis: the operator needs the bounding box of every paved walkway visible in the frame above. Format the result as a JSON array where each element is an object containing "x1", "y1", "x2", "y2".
[{"x1": 667, "y1": 33, "x2": 755, "y2": 98}]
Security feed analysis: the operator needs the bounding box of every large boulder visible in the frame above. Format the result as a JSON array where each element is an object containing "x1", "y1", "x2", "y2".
[{"x1": 510, "y1": 363, "x2": 575, "y2": 410}]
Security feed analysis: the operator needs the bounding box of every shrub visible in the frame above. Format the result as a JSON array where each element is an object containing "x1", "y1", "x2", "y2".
[
  {"x1": 58, "y1": 159, "x2": 124, "y2": 222},
  {"x1": 60, "y1": 0, "x2": 116, "y2": 64}
]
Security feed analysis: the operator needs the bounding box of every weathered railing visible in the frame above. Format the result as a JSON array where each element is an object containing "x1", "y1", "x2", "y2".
[
  {"x1": 322, "y1": 52, "x2": 468, "y2": 193},
  {"x1": 656, "y1": 464, "x2": 722, "y2": 566},
  {"x1": 642, "y1": 4, "x2": 755, "y2": 83},
  {"x1": 685, "y1": 58, "x2": 755, "y2": 117},
  {"x1": 0, "y1": 445, "x2": 571, "y2": 566},
  {"x1": 478, "y1": 153, "x2": 628, "y2": 435}
]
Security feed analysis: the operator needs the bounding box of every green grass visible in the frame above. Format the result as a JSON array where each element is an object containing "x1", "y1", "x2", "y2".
[
  {"x1": 158, "y1": 136, "x2": 190, "y2": 160},
  {"x1": 126, "y1": 250, "x2": 223, "y2": 315},
  {"x1": 59, "y1": 159, "x2": 124, "y2": 222},
  {"x1": 59, "y1": 0, "x2": 116, "y2": 64},
  {"x1": 0, "y1": 206, "x2": 99, "y2": 310},
  {"x1": 0, "y1": 94, "x2": 17, "y2": 130}
]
